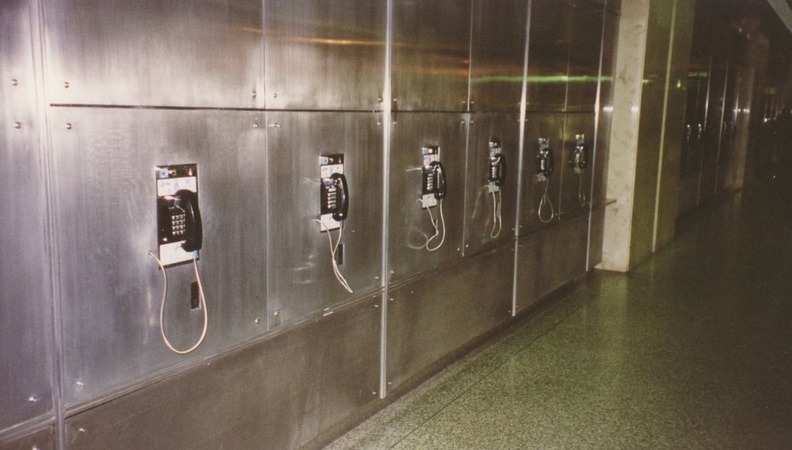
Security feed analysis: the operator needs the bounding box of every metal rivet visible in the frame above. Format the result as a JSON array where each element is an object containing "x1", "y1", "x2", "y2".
[
  {"x1": 253, "y1": 122, "x2": 259, "y2": 128},
  {"x1": 387, "y1": 381, "x2": 392, "y2": 386},
  {"x1": 76, "y1": 381, "x2": 84, "y2": 388},
  {"x1": 377, "y1": 96, "x2": 383, "y2": 103},
  {"x1": 390, "y1": 270, "x2": 394, "y2": 274},
  {"x1": 66, "y1": 123, "x2": 72, "y2": 130},
  {"x1": 456, "y1": 247, "x2": 461, "y2": 252},
  {"x1": 273, "y1": 93, "x2": 278, "y2": 98},
  {"x1": 14, "y1": 121, "x2": 21, "y2": 129},
  {"x1": 372, "y1": 391, "x2": 377, "y2": 395},
  {"x1": 11, "y1": 78, "x2": 18, "y2": 86},
  {"x1": 393, "y1": 98, "x2": 398, "y2": 102},
  {"x1": 465, "y1": 244, "x2": 469, "y2": 248},
  {"x1": 410, "y1": 290, "x2": 414, "y2": 294},
  {"x1": 27, "y1": 396, "x2": 37, "y2": 403},
  {"x1": 374, "y1": 276, "x2": 380, "y2": 280},
  {"x1": 252, "y1": 90, "x2": 257, "y2": 98},
  {"x1": 374, "y1": 304, "x2": 379, "y2": 308},
  {"x1": 64, "y1": 81, "x2": 70, "y2": 89},
  {"x1": 389, "y1": 298, "x2": 394, "y2": 302},
  {"x1": 78, "y1": 428, "x2": 86, "y2": 433},
  {"x1": 33, "y1": 446, "x2": 40, "y2": 450},
  {"x1": 273, "y1": 310, "x2": 280, "y2": 317},
  {"x1": 254, "y1": 318, "x2": 261, "y2": 325}
]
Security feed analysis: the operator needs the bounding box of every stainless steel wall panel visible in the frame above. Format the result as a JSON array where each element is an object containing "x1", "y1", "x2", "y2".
[
  {"x1": 526, "y1": 0, "x2": 571, "y2": 112},
  {"x1": 386, "y1": 246, "x2": 513, "y2": 391},
  {"x1": 606, "y1": 0, "x2": 621, "y2": 15},
  {"x1": 263, "y1": 0, "x2": 387, "y2": 111},
  {"x1": 469, "y1": 0, "x2": 529, "y2": 112},
  {"x1": 43, "y1": 0, "x2": 264, "y2": 108},
  {"x1": 566, "y1": 2, "x2": 604, "y2": 112},
  {"x1": 64, "y1": 297, "x2": 380, "y2": 450},
  {"x1": 0, "y1": 427, "x2": 54, "y2": 450},
  {"x1": 391, "y1": 0, "x2": 472, "y2": 112},
  {"x1": 266, "y1": 112, "x2": 383, "y2": 326},
  {"x1": 520, "y1": 113, "x2": 565, "y2": 231},
  {"x1": 0, "y1": 0, "x2": 55, "y2": 433},
  {"x1": 464, "y1": 113, "x2": 520, "y2": 255},
  {"x1": 49, "y1": 108, "x2": 268, "y2": 406},
  {"x1": 558, "y1": 113, "x2": 595, "y2": 220},
  {"x1": 388, "y1": 113, "x2": 467, "y2": 282},
  {"x1": 514, "y1": 214, "x2": 587, "y2": 313},
  {"x1": 591, "y1": 11, "x2": 618, "y2": 210}
]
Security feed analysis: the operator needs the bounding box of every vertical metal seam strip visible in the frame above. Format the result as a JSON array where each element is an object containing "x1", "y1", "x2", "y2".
[
  {"x1": 461, "y1": 0, "x2": 474, "y2": 256},
  {"x1": 379, "y1": 0, "x2": 394, "y2": 399},
  {"x1": 512, "y1": 0, "x2": 532, "y2": 317},
  {"x1": 652, "y1": 0, "x2": 678, "y2": 252},
  {"x1": 586, "y1": 3, "x2": 608, "y2": 271},
  {"x1": 30, "y1": 0, "x2": 65, "y2": 447},
  {"x1": 713, "y1": 37, "x2": 733, "y2": 196}
]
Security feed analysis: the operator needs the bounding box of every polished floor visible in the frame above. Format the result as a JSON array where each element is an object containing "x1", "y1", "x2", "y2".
[{"x1": 328, "y1": 166, "x2": 792, "y2": 449}]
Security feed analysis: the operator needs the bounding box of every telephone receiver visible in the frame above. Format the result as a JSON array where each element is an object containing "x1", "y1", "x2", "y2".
[
  {"x1": 330, "y1": 172, "x2": 349, "y2": 221},
  {"x1": 570, "y1": 143, "x2": 587, "y2": 171},
  {"x1": 173, "y1": 189, "x2": 203, "y2": 252},
  {"x1": 538, "y1": 146, "x2": 554, "y2": 177},
  {"x1": 489, "y1": 153, "x2": 507, "y2": 186},
  {"x1": 431, "y1": 161, "x2": 447, "y2": 200}
]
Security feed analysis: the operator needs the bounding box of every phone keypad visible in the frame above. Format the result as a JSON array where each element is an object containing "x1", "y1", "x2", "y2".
[{"x1": 170, "y1": 206, "x2": 187, "y2": 238}]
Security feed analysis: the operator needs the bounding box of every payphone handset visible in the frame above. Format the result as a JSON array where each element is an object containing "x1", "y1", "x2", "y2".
[
  {"x1": 487, "y1": 139, "x2": 506, "y2": 238},
  {"x1": 570, "y1": 134, "x2": 588, "y2": 175},
  {"x1": 487, "y1": 139, "x2": 507, "y2": 192},
  {"x1": 571, "y1": 134, "x2": 588, "y2": 207},
  {"x1": 152, "y1": 163, "x2": 208, "y2": 355},
  {"x1": 319, "y1": 154, "x2": 349, "y2": 232},
  {"x1": 317, "y1": 154, "x2": 353, "y2": 294},
  {"x1": 536, "y1": 138, "x2": 554, "y2": 182},
  {"x1": 421, "y1": 146, "x2": 446, "y2": 209},
  {"x1": 536, "y1": 138, "x2": 556, "y2": 223},
  {"x1": 156, "y1": 164, "x2": 202, "y2": 267},
  {"x1": 419, "y1": 146, "x2": 446, "y2": 251}
]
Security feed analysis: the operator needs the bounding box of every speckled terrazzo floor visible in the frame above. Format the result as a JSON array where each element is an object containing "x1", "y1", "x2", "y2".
[{"x1": 328, "y1": 165, "x2": 792, "y2": 449}]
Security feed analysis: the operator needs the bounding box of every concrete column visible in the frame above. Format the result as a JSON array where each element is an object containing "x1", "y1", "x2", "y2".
[{"x1": 599, "y1": 0, "x2": 694, "y2": 272}]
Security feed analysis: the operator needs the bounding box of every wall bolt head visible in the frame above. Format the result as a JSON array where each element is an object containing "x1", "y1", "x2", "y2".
[
  {"x1": 64, "y1": 81, "x2": 70, "y2": 88},
  {"x1": 14, "y1": 121, "x2": 21, "y2": 129},
  {"x1": 66, "y1": 123, "x2": 72, "y2": 130},
  {"x1": 27, "y1": 396, "x2": 37, "y2": 403},
  {"x1": 11, "y1": 79, "x2": 18, "y2": 86}
]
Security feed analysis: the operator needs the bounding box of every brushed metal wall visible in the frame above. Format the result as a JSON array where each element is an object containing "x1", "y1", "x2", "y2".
[
  {"x1": 0, "y1": 0, "x2": 55, "y2": 434},
  {"x1": 2, "y1": 0, "x2": 622, "y2": 445},
  {"x1": 43, "y1": 0, "x2": 264, "y2": 108},
  {"x1": 388, "y1": 113, "x2": 467, "y2": 283},
  {"x1": 49, "y1": 108, "x2": 268, "y2": 406},
  {"x1": 470, "y1": 0, "x2": 529, "y2": 112},
  {"x1": 386, "y1": 245, "x2": 514, "y2": 392},
  {"x1": 391, "y1": 0, "x2": 473, "y2": 112},
  {"x1": 514, "y1": 214, "x2": 588, "y2": 313},
  {"x1": 566, "y1": 2, "x2": 604, "y2": 112},
  {"x1": 526, "y1": 0, "x2": 571, "y2": 112},
  {"x1": 0, "y1": 427, "x2": 54, "y2": 450},
  {"x1": 263, "y1": 0, "x2": 387, "y2": 110},
  {"x1": 63, "y1": 297, "x2": 380, "y2": 450},
  {"x1": 464, "y1": 113, "x2": 521, "y2": 256},
  {"x1": 266, "y1": 112, "x2": 383, "y2": 326},
  {"x1": 558, "y1": 113, "x2": 595, "y2": 221},
  {"x1": 520, "y1": 113, "x2": 566, "y2": 232}
]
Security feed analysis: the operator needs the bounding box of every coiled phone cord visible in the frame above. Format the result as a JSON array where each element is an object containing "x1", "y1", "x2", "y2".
[
  {"x1": 314, "y1": 220, "x2": 354, "y2": 294},
  {"x1": 578, "y1": 174, "x2": 587, "y2": 207},
  {"x1": 538, "y1": 178, "x2": 555, "y2": 223},
  {"x1": 423, "y1": 200, "x2": 446, "y2": 251},
  {"x1": 149, "y1": 251, "x2": 209, "y2": 354},
  {"x1": 489, "y1": 188, "x2": 503, "y2": 238}
]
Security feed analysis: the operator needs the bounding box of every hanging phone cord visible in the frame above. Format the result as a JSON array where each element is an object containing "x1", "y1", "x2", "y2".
[
  {"x1": 538, "y1": 178, "x2": 555, "y2": 223},
  {"x1": 314, "y1": 220, "x2": 354, "y2": 294},
  {"x1": 489, "y1": 188, "x2": 502, "y2": 238},
  {"x1": 577, "y1": 174, "x2": 587, "y2": 207},
  {"x1": 148, "y1": 251, "x2": 208, "y2": 354},
  {"x1": 422, "y1": 199, "x2": 446, "y2": 251}
]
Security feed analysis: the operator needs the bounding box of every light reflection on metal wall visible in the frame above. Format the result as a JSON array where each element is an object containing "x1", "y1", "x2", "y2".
[
  {"x1": 0, "y1": 0, "x2": 55, "y2": 435},
  {"x1": 1, "y1": 0, "x2": 621, "y2": 445}
]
